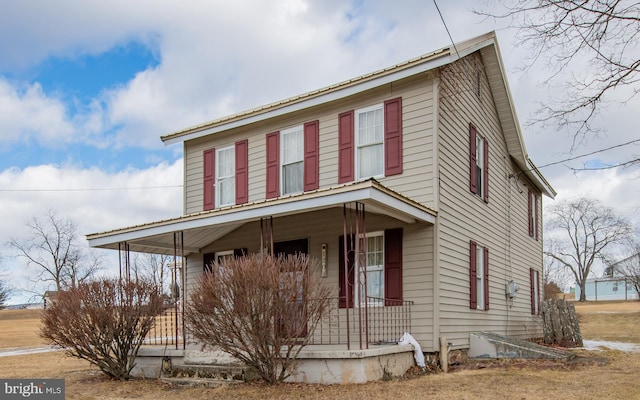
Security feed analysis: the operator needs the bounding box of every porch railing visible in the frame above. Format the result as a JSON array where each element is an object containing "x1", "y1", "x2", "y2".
[
  {"x1": 144, "y1": 304, "x2": 185, "y2": 348},
  {"x1": 143, "y1": 297, "x2": 413, "y2": 351},
  {"x1": 308, "y1": 297, "x2": 413, "y2": 349}
]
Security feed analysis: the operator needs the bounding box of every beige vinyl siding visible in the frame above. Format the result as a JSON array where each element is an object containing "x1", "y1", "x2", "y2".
[
  {"x1": 436, "y1": 52, "x2": 543, "y2": 349},
  {"x1": 183, "y1": 72, "x2": 437, "y2": 214}
]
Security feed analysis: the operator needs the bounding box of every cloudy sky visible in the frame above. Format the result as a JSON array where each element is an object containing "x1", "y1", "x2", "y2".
[{"x1": 1, "y1": 1, "x2": 638, "y2": 303}]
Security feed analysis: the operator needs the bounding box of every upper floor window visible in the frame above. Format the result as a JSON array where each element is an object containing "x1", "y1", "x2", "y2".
[
  {"x1": 528, "y1": 190, "x2": 539, "y2": 240},
  {"x1": 266, "y1": 121, "x2": 319, "y2": 199},
  {"x1": 281, "y1": 126, "x2": 304, "y2": 195},
  {"x1": 356, "y1": 104, "x2": 384, "y2": 179},
  {"x1": 469, "y1": 123, "x2": 489, "y2": 202},
  {"x1": 470, "y1": 240, "x2": 489, "y2": 311},
  {"x1": 203, "y1": 140, "x2": 248, "y2": 211},
  {"x1": 216, "y1": 145, "x2": 235, "y2": 207},
  {"x1": 338, "y1": 97, "x2": 403, "y2": 184}
]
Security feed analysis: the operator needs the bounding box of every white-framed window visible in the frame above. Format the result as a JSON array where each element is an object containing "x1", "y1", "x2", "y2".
[
  {"x1": 355, "y1": 232, "x2": 384, "y2": 306},
  {"x1": 475, "y1": 244, "x2": 486, "y2": 310},
  {"x1": 281, "y1": 126, "x2": 304, "y2": 195},
  {"x1": 356, "y1": 104, "x2": 384, "y2": 179},
  {"x1": 528, "y1": 190, "x2": 539, "y2": 240},
  {"x1": 531, "y1": 269, "x2": 540, "y2": 315},
  {"x1": 216, "y1": 145, "x2": 235, "y2": 207},
  {"x1": 613, "y1": 281, "x2": 619, "y2": 292},
  {"x1": 216, "y1": 250, "x2": 234, "y2": 264}
]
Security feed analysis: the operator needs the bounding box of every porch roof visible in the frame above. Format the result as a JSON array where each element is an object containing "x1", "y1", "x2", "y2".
[{"x1": 86, "y1": 179, "x2": 436, "y2": 255}]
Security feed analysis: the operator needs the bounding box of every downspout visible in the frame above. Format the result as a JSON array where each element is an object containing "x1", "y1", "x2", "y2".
[{"x1": 432, "y1": 76, "x2": 442, "y2": 357}]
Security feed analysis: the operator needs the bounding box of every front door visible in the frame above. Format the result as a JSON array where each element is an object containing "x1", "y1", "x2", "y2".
[{"x1": 273, "y1": 238, "x2": 308, "y2": 337}]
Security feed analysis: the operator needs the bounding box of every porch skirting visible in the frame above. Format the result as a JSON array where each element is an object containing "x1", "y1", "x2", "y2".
[
  {"x1": 289, "y1": 344, "x2": 415, "y2": 384},
  {"x1": 132, "y1": 344, "x2": 416, "y2": 384}
]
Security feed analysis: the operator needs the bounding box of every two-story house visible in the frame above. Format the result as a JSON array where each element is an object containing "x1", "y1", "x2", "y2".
[{"x1": 87, "y1": 32, "x2": 555, "y2": 384}]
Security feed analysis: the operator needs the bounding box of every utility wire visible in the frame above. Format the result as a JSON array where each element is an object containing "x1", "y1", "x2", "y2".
[
  {"x1": 433, "y1": 0, "x2": 461, "y2": 59},
  {"x1": 535, "y1": 138, "x2": 640, "y2": 170}
]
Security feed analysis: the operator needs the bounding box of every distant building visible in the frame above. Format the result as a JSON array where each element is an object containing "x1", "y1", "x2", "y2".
[
  {"x1": 43, "y1": 291, "x2": 58, "y2": 309},
  {"x1": 575, "y1": 277, "x2": 638, "y2": 301}
]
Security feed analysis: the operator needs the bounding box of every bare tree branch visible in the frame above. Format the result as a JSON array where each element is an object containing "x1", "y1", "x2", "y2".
[
  {"x1": 477, "y1": 0, "x2": 640, "y2": 147},
  {"x1": 7, "y1": 210, "x2": 102, "y2": 293}
]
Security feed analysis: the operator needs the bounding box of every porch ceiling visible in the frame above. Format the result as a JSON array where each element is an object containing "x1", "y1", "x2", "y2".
[{"x1": 86, "y1": 179, "x2": 436, "y2": 255}]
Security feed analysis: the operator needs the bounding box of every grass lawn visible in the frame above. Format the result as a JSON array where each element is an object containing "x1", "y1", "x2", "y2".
[{"x1": 1, "y1": 302, "x2": 640, "y2": 399}]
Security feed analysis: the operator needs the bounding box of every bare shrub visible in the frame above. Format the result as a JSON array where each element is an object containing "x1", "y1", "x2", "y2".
[
  {"x1": 40, "y1": 277, "x2": 165, "y2": 380},
  {"x1": 544, "y1": 281, "x2": 563, "y2": 300},
  {"x1": 186, "y1": 253, "x2": 332, "y2": 384}
]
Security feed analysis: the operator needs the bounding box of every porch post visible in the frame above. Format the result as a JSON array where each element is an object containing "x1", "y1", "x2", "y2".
[
  {"x1": 173, "y1": 231, "x2": 186, "y2": 350},
  {"x1": 359, "y1": 202, "x2": 368, "y2": 349},
  {"x1": 342, "y1": 205, "x2": 351, "y2": 350},
  {"x1": 118, "y1": 242, "x2": 131, "y2": 282}
]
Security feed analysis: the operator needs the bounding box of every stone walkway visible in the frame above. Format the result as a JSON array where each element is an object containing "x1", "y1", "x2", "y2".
[{"x1": 0, "y1": 346, "x2": 60, "y2": 357}]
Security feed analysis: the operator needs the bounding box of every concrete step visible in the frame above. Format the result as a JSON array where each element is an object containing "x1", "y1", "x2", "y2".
[
  {"x1": 160, "y1": 376, "x2": 243, "y2": 388},
  {"x1": 469, "y1": 332, "x2": 575, "y2": 360},
  {"x1": 163, "y1": 364, "x2": 248, "y2": 381}
]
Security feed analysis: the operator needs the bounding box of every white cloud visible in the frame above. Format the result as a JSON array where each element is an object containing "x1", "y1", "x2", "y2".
[
  {"x1": 0, "y1": 160, "x2": 183, "y2": 303},
  {"x1": 0, "y1": 80, "x2": 74, "y2": 147}
]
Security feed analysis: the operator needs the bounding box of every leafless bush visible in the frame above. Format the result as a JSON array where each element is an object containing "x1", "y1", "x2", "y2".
[
  {"x1": 186, "y1": 253, "x2": 332, "y2": 384},
  {"x1": 40, "y1": 277, "x2": 165, "y2": 380}
]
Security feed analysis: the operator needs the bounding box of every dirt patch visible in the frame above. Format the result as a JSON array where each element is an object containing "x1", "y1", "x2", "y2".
[{"x1": 449, "y1": 355, "x2": 609, "y2": 373}]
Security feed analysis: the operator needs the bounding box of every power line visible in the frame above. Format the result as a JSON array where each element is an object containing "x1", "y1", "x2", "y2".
[
  {"x1": 433, "y1": 0, "x2": 461, "y2": 59},
  {"x1": 569, "y1": 158, "x2": 640, "y2": 172},
  {"x1": 536, "y1": 138, "x2": 640, "y2": 170},
  {"x1": 0, "y1": 185, "x2": 183, "y2": 193}
]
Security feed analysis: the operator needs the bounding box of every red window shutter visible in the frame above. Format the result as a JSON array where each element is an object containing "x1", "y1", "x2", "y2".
[
  {"x1": 203, "y1": 149, "x2": 215, "y2": 211},
  {"x1": 338, "y1": 110, "x2": 354, "y2": 184},
  {"x1": 384, "y1": 228, "x2": 403, "y2": 305},
  {"x1": 338, "y1": 235, "x2": 354, "y2": 308},
  {"x1": 303, "y1": 120, "x2": 320, "y2": 191},
  {"x1": 484, "y1": 247, "x2": 490, "y2": 310},
  {"x1": 266, "y1": 131, "x2": 280, "y2": 199},
  {"x1": 536, "y1": 269, "x2": 540, "y2": 313},
  {"x1": 469, "y1": 240, "x2": 477, "y2": 309},
  {"x1": 235, "y1": 140, "x2": 249, "y2": 205},
  {"x1": 469, "y1": 124, "x2": 477, "y2": 194},
  {"x1": 534, "y1": 194, "x2": 539, "y2": 240},
  {"x1": 528, "y1": 190, "x2": 534, "y2": 237},
  {"x1": 384, "y1": 97, "x2": 403, "y2": 176},
  {"x1": 530, "y1": 268, "x2": 536, "y2": 314},
  {"x1": 483, "y1": 137, "x2": 489, "y2": 203}
]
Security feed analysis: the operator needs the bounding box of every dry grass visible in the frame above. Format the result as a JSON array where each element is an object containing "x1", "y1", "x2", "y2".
[
  {"x1": 0, "y1": 309, "x2": 46, "y2": 348},
  {"x1": 574, "y1": 300, "x2": 640, "y2": 343},
  {"x1": 2, "y1": 302, "x2": 640, "y2": 399}
]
